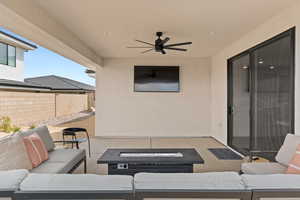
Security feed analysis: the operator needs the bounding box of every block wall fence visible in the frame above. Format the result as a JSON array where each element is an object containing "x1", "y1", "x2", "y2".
[{"x1": 0, "y1": 90, "x2": 94, "y2": 125}]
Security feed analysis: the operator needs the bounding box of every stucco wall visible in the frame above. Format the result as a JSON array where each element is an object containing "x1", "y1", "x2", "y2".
[
  {"x1": 211, "y1": 2, "x2": 300, "y2": 144},
  {"x1": 0, "y1": 47, "x2": 25, "y2": 81},
  {"x1": 96, "y1": 57, "x2": 211, "y2": 137}
]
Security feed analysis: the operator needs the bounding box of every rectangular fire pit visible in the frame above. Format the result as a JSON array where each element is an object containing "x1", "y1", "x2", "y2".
[{"x1": 97, "y1": 148, "x2": 204, "y2": 175}]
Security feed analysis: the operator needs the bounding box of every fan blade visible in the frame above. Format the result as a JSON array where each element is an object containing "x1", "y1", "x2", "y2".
[
  {"x1": 127, "y1": 46, "x2": 153, "y2": 48},
  {"x1": 164, "y1": 42, "x2": 192, "y2": 48},
  {"x1": 141, "y1": 48, "x2": 154, "y2": 54},
  {"x1": 159, "y1": 37, "x2": 170, "y2": 45},
  {"x1": 135, "y1": 40, "x2": 154, "y2": 46},
  {"x1": 164, "y1": 47, "x2": 187, "y2": 51},
  {"x1": 161, "y1": 49, "x2": 166, "y2": 54}
]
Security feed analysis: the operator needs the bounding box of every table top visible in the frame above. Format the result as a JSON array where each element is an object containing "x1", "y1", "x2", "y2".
[{"x1": 97, "y1": 148, "x2": 204, "y2": 164}]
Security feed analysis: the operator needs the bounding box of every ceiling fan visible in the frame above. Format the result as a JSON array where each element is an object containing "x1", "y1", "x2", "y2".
[{"x1": 127, "y1": 32, "x2": 192, "y2": 54}]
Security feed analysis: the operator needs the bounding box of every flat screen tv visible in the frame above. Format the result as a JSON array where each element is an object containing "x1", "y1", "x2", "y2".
[{"x1": 134, "y1": 66, "x2": 180, "y2": 92}]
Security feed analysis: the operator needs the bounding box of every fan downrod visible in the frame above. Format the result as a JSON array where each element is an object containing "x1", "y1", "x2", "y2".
[{"x1": 156, "y1": 32, "x2": 163, "y2": 38}]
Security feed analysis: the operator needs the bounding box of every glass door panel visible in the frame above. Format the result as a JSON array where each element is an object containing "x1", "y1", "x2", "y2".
[
  {"x1": 252, "y1": 35, "x2": 294, "y2": 151},
  {"x1": 228, "y1": 54, "x2": 251, "y2": 154}
]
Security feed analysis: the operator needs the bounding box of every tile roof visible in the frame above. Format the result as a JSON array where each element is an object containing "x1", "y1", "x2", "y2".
[
  {"x1": 25, "y1": 75, "x2": 95, "y2": 91},
  {"x1": 0, "y1": 79, "x2": 50, "y2": 90}
]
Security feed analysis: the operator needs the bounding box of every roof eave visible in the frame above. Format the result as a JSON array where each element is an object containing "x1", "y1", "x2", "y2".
[
  {"x1": 0, "y1": 30, "x2": 37, "y2": 50},
  {"x1": 0, "y1": 85, "x2": 51, "y2": 91},
  {"x1": 51, "y1": 89, "x2": 95, "y2": 93}
]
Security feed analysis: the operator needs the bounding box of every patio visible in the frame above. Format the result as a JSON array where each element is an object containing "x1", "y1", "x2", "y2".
[{"x1": 1, "y1": 0, "x2": 300, "y2": 199}]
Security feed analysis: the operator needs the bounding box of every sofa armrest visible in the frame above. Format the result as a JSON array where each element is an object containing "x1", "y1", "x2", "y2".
[{"x1": 0, "y1": 170, "x2": 29, "y2": 192}]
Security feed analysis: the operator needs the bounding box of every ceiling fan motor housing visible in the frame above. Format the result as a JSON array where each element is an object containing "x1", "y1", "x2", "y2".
[{"x1": 155, "y1": 39, "x2": 163, "y2": 51}]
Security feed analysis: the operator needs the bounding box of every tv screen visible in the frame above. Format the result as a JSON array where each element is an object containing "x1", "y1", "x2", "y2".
[{"x1": 134, "y1": 66, "x2": 180, "y2": 92}]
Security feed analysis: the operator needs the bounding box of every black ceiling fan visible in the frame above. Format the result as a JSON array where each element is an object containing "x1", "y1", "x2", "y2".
[{"x1": 127, "y1": 32, "x2": 192, "y2": 54}]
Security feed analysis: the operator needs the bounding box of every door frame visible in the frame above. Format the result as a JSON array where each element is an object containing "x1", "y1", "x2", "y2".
[{"x1": 227, "y1": 27, "x2": 295, "y2": 154}]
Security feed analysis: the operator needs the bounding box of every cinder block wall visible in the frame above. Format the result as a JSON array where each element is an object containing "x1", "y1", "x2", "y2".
[
  {"x1": 0, "y1": 90, "x2": 91, "y2": 125},
  {"x1": 55, "y1": 93, "x2": 88, "y2": 117},
  {"x1": 0, "y1": 91, "x2": 55, "y2": 125}
]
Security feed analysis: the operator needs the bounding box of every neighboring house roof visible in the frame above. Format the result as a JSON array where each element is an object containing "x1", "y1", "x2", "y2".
[
  {"x1": 0, "y1": 30, "x2": 37, "y2": 50},
  {"x1": 0, "y1": 79, "x2": 51, "y2": 91},
  {"x1": 25, "y1": 75, "x2": 95, "y2": 91}
]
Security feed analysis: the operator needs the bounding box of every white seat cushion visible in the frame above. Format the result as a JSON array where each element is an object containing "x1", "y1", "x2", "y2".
[
  {"x1": 134, "y1": 172, "x2": 246, "y2": 190},
  {"x1": 0, "y1": 170, "x2": 29, "y2": 191},
  {"x1": 47, "y1": 148, "x2": 86, "y2": 173},
  {"x1": 30, "y1": 149, "x2": 86, "y2": 174},
  {"x1": 241, "y1": 162, "x2": 287, "y2": 174},
  {"x1": 276, "y1": 134, "x2": 300, "y2": 166},
  {"x1": 242, "y1": 174, "x2": 300, "y2": 189},
  {"x1": 30, "y1": 162, "x2": 67, "y2": 174},
  {"x1": 20, "y1": 173, "x2": 133, "y2": 191}
]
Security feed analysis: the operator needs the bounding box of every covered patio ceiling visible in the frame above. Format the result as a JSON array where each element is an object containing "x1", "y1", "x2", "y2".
[{"x1": 0, "y1": 0, "x2": 298, "y2": 68}]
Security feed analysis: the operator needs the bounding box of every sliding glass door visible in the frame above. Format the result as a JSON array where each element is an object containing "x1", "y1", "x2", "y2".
[
  {"x1": 252, "y1": 33, "x2": 294, "y2": 152},
  {"x1": 228, "y1": 28, "x2": 295, "y2": 157},
  {"x1": 228, "y1": 54, "x2": 251, "y2": 154}
]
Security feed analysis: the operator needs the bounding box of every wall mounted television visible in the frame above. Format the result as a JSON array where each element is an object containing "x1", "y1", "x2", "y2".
[{"x1": 134, "y1": 66, "x2": 180, "y2": 92}]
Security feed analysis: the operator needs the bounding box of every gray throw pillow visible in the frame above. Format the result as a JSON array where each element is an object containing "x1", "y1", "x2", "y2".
[{"x1": 19, "y1": 126, "x2": 55, "y2": 151}]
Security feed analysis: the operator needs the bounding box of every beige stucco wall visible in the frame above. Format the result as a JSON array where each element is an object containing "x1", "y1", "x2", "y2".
[
  {"x1": 55, "y1": 93, "x2": 88, "y2": 117},
  {"x1": 211, "y1": 2, "x2": 300, "y2": 144},
  {"x1": 0, "y1": 91, "x2": 91, "y2": 125},
  {"x1": 96, "y1": 57, "x2": 211, "y2": 137}
]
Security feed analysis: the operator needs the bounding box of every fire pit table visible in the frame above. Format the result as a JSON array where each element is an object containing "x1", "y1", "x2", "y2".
[{"x1": 97, "y1": 148, "x2": 204, "y2": 175}]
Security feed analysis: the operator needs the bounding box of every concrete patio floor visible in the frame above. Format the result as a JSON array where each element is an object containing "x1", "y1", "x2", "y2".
[
  {"x1": 46, "y1": 115, "x2": 244, "y2": 174},
  {"x1": 75, "y1": 137, "x2": 244, "y2": 174}
]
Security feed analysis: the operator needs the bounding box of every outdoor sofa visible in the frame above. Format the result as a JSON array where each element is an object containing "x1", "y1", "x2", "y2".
[
  {"x1": 2, "y1": 127, "x2": 300, "y2": 200},
  {"x1": 242, "y1": 134, "x2": 299, "y2": 174},
  {"x1": 2, "y1": 171, "x2": 300, "y2": 200},
  {"x1": 14, "y1": 173, "x2": 133, "y2": 200},
  {"x1": 0, "y1": 125, "x2": 87, "y2": 200},
  {"x1": 242, "y1": 174, "x2": 300, "y2": 200},
  {"x1": 0, "y1": 125, "x2": 86, "y2": 174},
  {"x1": 0, "y1": 170, "x2": 28, "y2": 200},
  {"x1": 134, "y1": 172, "x2": 252, "y2": 200}
]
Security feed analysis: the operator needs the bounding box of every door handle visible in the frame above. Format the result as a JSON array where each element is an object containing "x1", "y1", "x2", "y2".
[{"x1": 228, "y1": 106, "x2": 234, "y2": 115}]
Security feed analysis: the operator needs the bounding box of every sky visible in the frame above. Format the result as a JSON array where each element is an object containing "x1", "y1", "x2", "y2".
[{"x1": 0, "y1": 27, "x2": 95, "y2": 86}]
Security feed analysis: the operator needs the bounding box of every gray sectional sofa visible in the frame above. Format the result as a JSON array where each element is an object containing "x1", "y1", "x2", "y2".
[
  {"x1": 1, "y1": 129, "x2": 300, "y2": 200},
  {"x1": 134, "y1": 172, "x2": 252, "y2": 200},
  {"x1": 242, "y1": 134, "x2": 299, "y2": 174},
  {"x1": 0, "y1": 126, "x2": 86, "y2": 174},
  {"x1": 15, "y1": 173, "x2": 133, "y2": 200},
  {"x1": 0, "y1": 170, "x2": 28, "y2": 200},
  {"x1": 2, "y1": 170, "x2": 300, "y2": 200}
]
